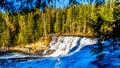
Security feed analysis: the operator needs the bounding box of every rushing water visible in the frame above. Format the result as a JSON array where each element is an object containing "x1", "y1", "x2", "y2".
[{"x1": 0, "y1": 36, "x2": 120, "y2": 68}]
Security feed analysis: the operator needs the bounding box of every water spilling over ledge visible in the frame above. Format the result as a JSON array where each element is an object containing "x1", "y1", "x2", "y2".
[
  {"x1": 0, "y1": 36, "x2": 120, "y2": 68},
  {"x1": 43, "y1": 36, "x2": 98, "y2": 57}
]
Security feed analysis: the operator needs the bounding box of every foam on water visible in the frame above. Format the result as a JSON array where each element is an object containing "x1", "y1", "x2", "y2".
[
  {"x1": 0, "y1": 52, "x2": 29, "y2": 59},
  {"x1": 43, "y1": 36, "x2": 98, "y2": 57},
  {"x1": 1, "y1": 36, "x2": 120, "y2": 68}
]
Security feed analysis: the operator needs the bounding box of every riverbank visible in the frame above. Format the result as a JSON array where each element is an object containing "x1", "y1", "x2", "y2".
[
  {"x1": 0, "y1": 36, "x2": 51, "y2": 55},
  {"x1": 0, "y1": 34, "x2": 96, "y2": 55},
  {"x1": 1, "y1": 35, "x2": 120, "y2": 68}
]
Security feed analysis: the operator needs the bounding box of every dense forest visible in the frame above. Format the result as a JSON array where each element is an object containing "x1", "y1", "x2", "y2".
[{"x1": 0, "y1": 0, "x2": 120, "y2": 47}]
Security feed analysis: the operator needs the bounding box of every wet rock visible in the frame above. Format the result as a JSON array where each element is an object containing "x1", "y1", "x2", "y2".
[
  {"x1": 45, "y1": 50, "x2": 55, "y2": 55},
  {"x1": 0, "y1": 46, "x2": 9, "y2": 55},
  {"x1": 34, "y1": 49, "x2": 44, "y2": 55}
]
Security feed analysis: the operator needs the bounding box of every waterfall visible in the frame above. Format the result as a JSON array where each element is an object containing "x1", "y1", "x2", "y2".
[
  {"x1": 43, "y1": 36, "x2": 98, "y2": 57},
  {"x1": 1, "y1": 36, "x2": 120, "y2": 68}
]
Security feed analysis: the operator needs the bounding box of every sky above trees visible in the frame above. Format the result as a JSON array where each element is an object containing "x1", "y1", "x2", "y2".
[
  {"x1": 0, "y1": 0, "x2": 106, "y2": 13},
  {"x1": 1, "y1": 0, "x2": 120, "y2": 46}
]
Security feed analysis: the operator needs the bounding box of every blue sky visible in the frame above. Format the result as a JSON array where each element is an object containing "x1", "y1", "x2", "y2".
[
  {"x1": 55, "y1": 0, "x2": 95, "y2": 8},
  {"x1": 0, "y1": 0, "x2": 107, "y2": 13}
]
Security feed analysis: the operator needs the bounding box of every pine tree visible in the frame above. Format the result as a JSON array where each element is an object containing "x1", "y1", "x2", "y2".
[
  {"x1": 72, "y1": 5, "x2": 79, "y2": 34},
  {"x1": 0, "y1": 12, "x2": 10, "y2": 46},
  {"x1": 45, "y1": 8, "x2": 51, "y2": 34},
  {"x1": 65, "y1": 7, "x2": 72, "y2": 34},
  {"x1": 17, "y1": 14, "x2": 25, "y2": 45},
  {"x1": 54, "y1": 9, "x2": 62, "y2": 34},
  {"x1": 78, "y1": 5, "x2": 84, "y2": 34},
  {"x1": 1, "y1": 29, "x2": 10, "y2": 46},
  {"x1": 112, "y1": 0, "x2": 120, "y2": 37},
  {"x1": 89, "y1": 3, "x2": 103, "y2": 36},
  {"x1": 49, "y1": 6, "x2": 55, "y2": 33},
  {"x1": 42, "y1": 13, "x2": 47, "y2": 36},
  {"x1": 86, "y1": 3, "x2": 92, "y2": 34},
  {"x1": 33, "y1": 9, "x2": 43, "y2": 39},
  {"x1": 61, "y1": 9, "x2": 66, "y2": 34},
  {"x1": 26, "y1": 12, "x2": 35, "y2": 42},
  {"x1": 83, "y1": 5, "x2": 87, "y2": 34}
]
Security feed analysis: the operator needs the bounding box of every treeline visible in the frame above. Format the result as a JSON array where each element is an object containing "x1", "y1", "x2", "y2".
[{"x1": 0, "y1": 0, "x2": 120, "y2": 47}]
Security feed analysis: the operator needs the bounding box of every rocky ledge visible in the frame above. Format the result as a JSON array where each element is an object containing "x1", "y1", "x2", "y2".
[{"x1": 0, "y1": 36, "x2": 51, "y2": 55}]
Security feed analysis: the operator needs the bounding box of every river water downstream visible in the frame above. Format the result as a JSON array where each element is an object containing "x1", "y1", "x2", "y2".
[{"x1": 0, "y1": 36, "x2": 120, "y2": 68}]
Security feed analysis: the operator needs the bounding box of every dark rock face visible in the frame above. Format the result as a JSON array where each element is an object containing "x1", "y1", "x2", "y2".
[
  {"x1": 34, "y1": 50, "x2": 44, "y2": 55},
  {"x1": 45, "y1": 50, "x2": 55, "y2": 55},
  {"x1": 0, "y1": 47, "x2": 9, "y2": 55}
]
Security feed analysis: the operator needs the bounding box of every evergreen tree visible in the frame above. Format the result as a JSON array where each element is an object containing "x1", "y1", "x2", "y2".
[
  {"x1": 45, "y1": 8, "x2": 51, "y2": 34},
  {"x1": 25, "y1": 12, "x2": 35, "y2": 42},
  {"x1": 65, "y1": 7, "x2": 72, "y2": 34},
  {"x1": 61, "y1": 9, "x2": 66, "y2": 34},
  {"x1": 0, "y1": 12, "x2": 10, "y2": 46},
  {"x1": 49, "y1": 7, "x2": 55, "y2": 33},
  {"x1": 54, "y1": 9, "x2": 62, "y2": 34},
  {"x1": 112, "y1": 0, "x2": 120, "y2": 37},
  {"x1": 78, "y1": 5, "x2": 84, "y2": 34},
  {"x1": 72, "y1": 5, "x2": 79, "y2": 34},
  {"x1": 33, "y1": 9, "x2": 44, "y2": 39},
  {"x1": 42, "y1": 13, "x2": 47, "y2": 36},
  {"x1": 86, "y1": 3, "x2": 92, "y2": 34},
  {"x1": 1, "y1": 1, "x2": 120, "y2": 47},
  {"x1": 17, "y1": 14, "x2": 25, "y2": 45}
]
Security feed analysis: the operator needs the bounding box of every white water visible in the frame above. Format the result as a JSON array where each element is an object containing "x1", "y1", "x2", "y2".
[
  {"x1": 0, "y1": 52, "x2": 29, "y2": 59},
  {"x1": 43, "y1": 36, "x2": 98, "y2": 57},
  {"x1": 0, "y1": 36, "x2": 98, "y2": 59},
  {"x1": 1, "y1": 36, "x2": 120, "y2": 68}
]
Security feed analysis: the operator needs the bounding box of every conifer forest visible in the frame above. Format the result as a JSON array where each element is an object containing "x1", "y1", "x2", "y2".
[{"x1": 0, "y1": 0, "x2": 120, "y2": 47}]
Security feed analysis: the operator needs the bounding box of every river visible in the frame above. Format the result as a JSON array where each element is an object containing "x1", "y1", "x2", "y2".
[{"x1": 0, "y1": 36, "x2": 120, "y2": 68}]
